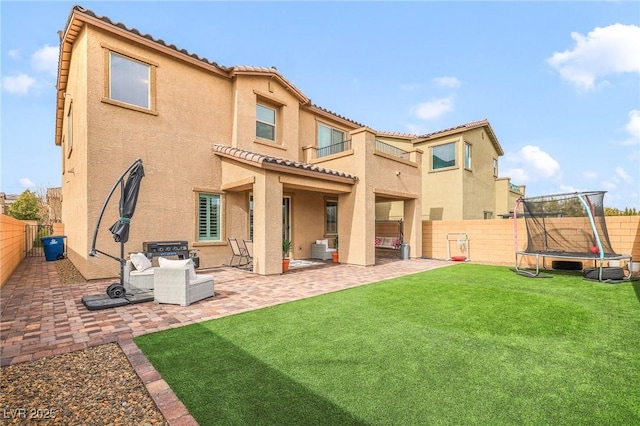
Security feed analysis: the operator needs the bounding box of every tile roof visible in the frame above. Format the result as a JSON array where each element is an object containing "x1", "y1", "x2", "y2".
[
  {"x1": 414, "y1": 119, "x2": 504, "y2": 155},
  {"x1": 417, "y1": 119, "x2": 490, "y2": 139},
  {"x1": 69, "y1": 6, "x2": 227, "y2": 70},
  {"x1": 212, "y1": 145, "x2": 358, "y2": 183},
  {"x1": 308, "y1": 104, "x2": 365, "y2": 128},
  {"x1": 375, "y1": 131, "x2": 418, "y2": 139}
]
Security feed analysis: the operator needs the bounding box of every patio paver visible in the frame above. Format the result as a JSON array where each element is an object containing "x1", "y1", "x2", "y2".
[{"x1": 1, "y1": 256, "x2": 453, "y2": 425}]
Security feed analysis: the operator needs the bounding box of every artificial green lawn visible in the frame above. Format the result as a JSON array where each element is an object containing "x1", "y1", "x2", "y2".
[{"x1": 134, "y1": 264, "x2": 640, "y2": 425}]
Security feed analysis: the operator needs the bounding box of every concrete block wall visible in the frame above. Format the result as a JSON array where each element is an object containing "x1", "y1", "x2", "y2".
[
  {"x1": 1, "y1": 215, "x2": 27, "y2": 287},
  {"x1": 423, "y1": 216, "x2": 639, "y2": 266}
]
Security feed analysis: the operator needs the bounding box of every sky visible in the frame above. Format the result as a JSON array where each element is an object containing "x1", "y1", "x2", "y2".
[{"x1": 1, "y1": 1, "x2": 639, "y2": 210}]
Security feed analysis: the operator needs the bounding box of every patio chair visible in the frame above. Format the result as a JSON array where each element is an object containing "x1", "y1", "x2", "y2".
[
  {"x1": 242, "y1": 239, "x2": 254, "y2": 270},
  {"x1": 153, "y1": 258, "x2": 214, "y2": 306},
  {"x1": 228, "y1": 238, "x2": 249, "y2": 267},
  {"x1": 310, "y1": 239, "x2": 336, "y2": 261}
]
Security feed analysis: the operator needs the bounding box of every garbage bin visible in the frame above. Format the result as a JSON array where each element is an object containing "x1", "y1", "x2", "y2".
[
  {"x1": 40, "y1": 236, "x2": 66, "y2": 261},
  {"x1": 401, "y1": 243, "x2": 410, "y2": 260}
]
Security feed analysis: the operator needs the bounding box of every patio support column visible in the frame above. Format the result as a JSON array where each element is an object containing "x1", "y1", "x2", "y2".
[
  {"x1": 339, "y1": 128, "x2": 376, "y2": 267},
  {"x1": 252, "y1": 171, "x2": 283, "y2": 275},
  {"x1": 403, "y1": 198, "x2": 422, "y2": 258}
]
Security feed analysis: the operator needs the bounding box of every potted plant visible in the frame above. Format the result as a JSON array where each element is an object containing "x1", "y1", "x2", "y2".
[
  {"x1": 282, "y1": 238, "x2": 292, "y2": 272},
  {"x1": 332, "y1": 235, "x2": 339, "y2": 263}
]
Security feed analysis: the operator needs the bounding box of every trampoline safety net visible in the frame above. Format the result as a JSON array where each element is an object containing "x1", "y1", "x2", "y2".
[{"x1": 519, "y1": 191, "x2": 617, "y2": 257}]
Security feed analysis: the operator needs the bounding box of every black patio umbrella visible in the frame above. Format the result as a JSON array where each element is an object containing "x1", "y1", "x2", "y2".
[{"x1": 108, "y1": 161, "x2": 145, "y2": 243}]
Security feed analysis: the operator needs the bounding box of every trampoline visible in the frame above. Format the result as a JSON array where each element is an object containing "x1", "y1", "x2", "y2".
[{"x1": 513, "y1": 191, "x2": 633, "y2": 282}]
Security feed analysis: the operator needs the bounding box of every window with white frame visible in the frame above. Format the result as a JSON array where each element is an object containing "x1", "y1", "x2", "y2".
[
  {"x1": 109, "y1": 52, "x2": 151, "y2": 109},
  {"x1": 256, "y1": 104, "x2": 276, "y2": 141},
  {"x1": 493, "y1": 158, "x2": 498, "y2": 177},
  {"x1": 198, "y1": 193, "x2": 221, "y2": 241},
  {"x1": 432, "y1": 142, "x2": 456, "y2": 170},
  {"x1": 325, "y1": 199, "x2": 338, "y2": 235},
  {"x1": 464, "y1": 142, "x2": 472, "y2": 169}
]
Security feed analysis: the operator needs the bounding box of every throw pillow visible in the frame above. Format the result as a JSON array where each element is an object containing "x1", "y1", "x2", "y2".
[
  {"x1": 374, "y1": 237, "x2": 381, "y2": 246},
  {"x1": 315, "y1": 239, "x2": 328, "y2": 246},
  {"x1": 158, "y1": 257, "x2": 197, "y2": 280},
  {"x1": 130, "y1": 253, "x2": 152, "y2": 272}
]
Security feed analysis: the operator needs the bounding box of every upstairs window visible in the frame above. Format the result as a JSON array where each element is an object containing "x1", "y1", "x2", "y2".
[
  {"x1": 198, "y1": 193, "x2": 221, "y2": 241},
  {"x1": 109, "y1": 52, "x2": 151, "y2": 109},
  {"x1": 464, "y1": 142, "x2": 472, "y2": 169},
  {"x1": 318, "y1": 123, "x2": 345, "y2": 149},
  {"x1": 493, "y1": 158, "x2": 498, "y2": 177},
  {"x1": 432, "y1": 142, "x2": 456, "y2": 170},
  {"x1": 256, "y1": 104, "x2": 276, "y2": 141}
]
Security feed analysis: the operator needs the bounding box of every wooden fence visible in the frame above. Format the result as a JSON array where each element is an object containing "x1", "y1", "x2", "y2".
[{"x1": 1, "y1": 216, "x2": 64, "y2": 287}]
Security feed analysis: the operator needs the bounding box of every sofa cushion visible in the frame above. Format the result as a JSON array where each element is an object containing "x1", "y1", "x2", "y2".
[
  {"x1": 158, "y1": 257, "x2": 197, "y2": 280},
  {"x1": 315, "y1": 239, "x2": 328, "y2": 246},
  {"x1": 130, "y1": 253, "x2": 152, "y2": 272}
]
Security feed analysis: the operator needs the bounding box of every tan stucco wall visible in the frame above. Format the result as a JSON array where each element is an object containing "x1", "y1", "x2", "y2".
[
  {"x1": 423, "y1": 216, "x2": 640, "y2": 266},
  {"x1": 61, "y1": 27, "x2": 91, "y2": 277},
  {"x1": 461, "y1": 127, "x2": 498, "y2": 219}
]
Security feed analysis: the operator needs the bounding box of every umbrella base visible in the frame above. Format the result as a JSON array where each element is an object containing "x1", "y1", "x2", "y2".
[{"x1": 81, "y1": 290, "x2": 153, "y2": 311}]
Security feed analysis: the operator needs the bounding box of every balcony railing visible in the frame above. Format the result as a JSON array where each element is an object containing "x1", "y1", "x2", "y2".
[
  {"x1": 509, "y1": 183, "x2": 523, "y2": 193},
  {"x1": 317, "y1": 139, "x2": 352, "y2": 158},
  {"x1": 375, "y1": 139, "x2": 410, "y2": 160}
]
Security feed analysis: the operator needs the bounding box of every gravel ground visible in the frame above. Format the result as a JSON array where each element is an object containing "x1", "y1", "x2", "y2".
[
  {"x1": 54, "y1": 258, "x2": 90, "y2": 285},
  {"x1": 0, "y1": 344, "x2": 168, "y2": 425},
  {"x1": 0, "y1": 260, "x2": 169, "y2": 425}
]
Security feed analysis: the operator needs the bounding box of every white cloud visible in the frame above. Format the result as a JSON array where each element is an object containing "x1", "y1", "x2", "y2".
[
  {"x1": 8, "y1": 49, "x2": 20, "y2": 59},
  {"x1": 500, "y1": 167, "x2": 529, "y2": 182},
  {"x1": 547, "y1": 23, "x2": 640, "y2": 90},
  {"x1": 2, "y1": 73, "x2": 36, "y2": 95},
  {"x1": 582, "y1": 171, "x2": 598, "y2": 180},
  {"x1": 433, "y1": 76, "x2": 461, "y2": 88},
  {"x1": 31, "y1": 44, "x2": 59, "y2": 75},
  {"x1": 502, "y1": 145, "x2": 561, "y2": 182},
  {"x1": 621, "y1": 109, "x2": 640, "y2": 146},
  {"x1": 413, "y1": 97, "x2": 454, "y2": 120},
  {"x1": 601, "y1": 181, "x2": 617, "y2": 191},
  {"x1": 615, "y1": 167, "x2": 633, "y2": 183},
  {"x1": 19, "y1": 178, "x2": 36, "y2": 189}
]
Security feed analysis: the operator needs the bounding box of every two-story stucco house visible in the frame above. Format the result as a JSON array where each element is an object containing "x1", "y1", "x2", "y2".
[
  {"x1": 376, "y1": 120, "x2": 525, "y2": 221},
  {"x1": 55, "y1": 6, "x2": 426, "y2": 280}
]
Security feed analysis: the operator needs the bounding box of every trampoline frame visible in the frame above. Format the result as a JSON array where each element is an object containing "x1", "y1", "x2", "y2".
[{"x1": 513, "y1": 192, "x2": 634, "y2": 282}]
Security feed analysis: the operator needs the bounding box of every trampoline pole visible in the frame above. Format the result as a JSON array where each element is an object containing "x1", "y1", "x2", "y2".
[
  {"x1": 577, "y1": 194, "x2": 605, "y2": 280},
  {"x1": 514, "y1": 198, "x2": 521, "y2": 270}
]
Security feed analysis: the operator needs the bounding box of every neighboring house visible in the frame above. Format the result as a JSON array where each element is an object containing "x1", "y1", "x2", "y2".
[
  {"x1": 55, "y1": 6, "x2": 424, "y2": 279},
  {"x1": 46, "y1": 187, "x2": 63, "y2": 223},
  {"x1": 376, "y1": 120, "x2": 525, "y2": 221},
  {"x1": 0, "y1": 193, "x2": 19, "y2": 215}
]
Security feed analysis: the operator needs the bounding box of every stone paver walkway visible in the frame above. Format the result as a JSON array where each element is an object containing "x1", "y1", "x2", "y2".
[{"x1": 1, "y1": 256, "x2": 453, "y2": 425}]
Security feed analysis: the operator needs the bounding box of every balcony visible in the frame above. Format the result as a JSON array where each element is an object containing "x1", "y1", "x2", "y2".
[
  {"x1": 374, "y1": 139, "x2": 410, "y2": 161},
  {"x1": 509, "y1": 183, "x2": 525, "y2": 194},
  {"x1": 317, "y1": 140, "x2": 352, "y2": 158}
]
